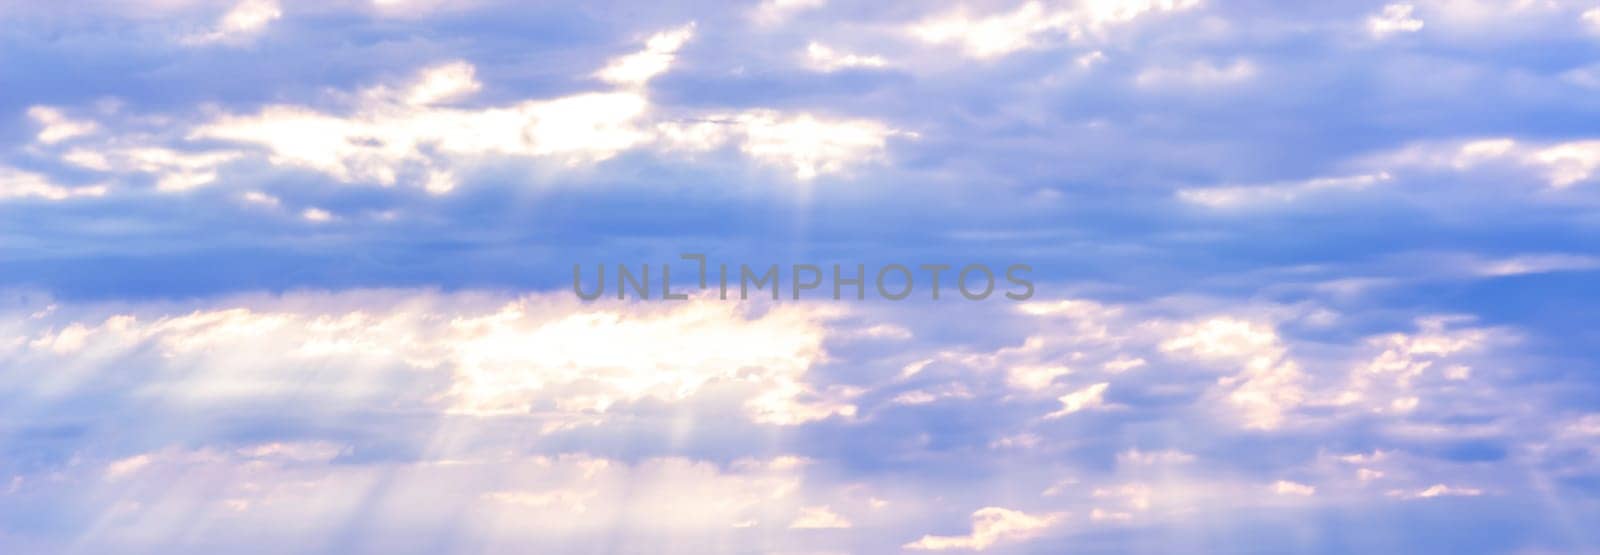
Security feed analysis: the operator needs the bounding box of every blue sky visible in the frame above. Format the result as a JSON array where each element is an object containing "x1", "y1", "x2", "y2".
[{"x1": 3, "y1": 0, "x2": 1600, "y2": 553}]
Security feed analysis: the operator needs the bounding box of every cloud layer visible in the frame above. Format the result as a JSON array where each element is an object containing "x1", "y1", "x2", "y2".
[{"x1": 4, "y1": 0, "x2": 1600, "y2": 552}]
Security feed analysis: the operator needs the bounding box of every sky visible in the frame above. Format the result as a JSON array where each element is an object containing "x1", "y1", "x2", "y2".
[{"x1": 3, "y1": 0, "x2": 1600, "y2": 553}]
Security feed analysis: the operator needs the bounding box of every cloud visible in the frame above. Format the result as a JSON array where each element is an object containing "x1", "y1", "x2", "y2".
[
  {"x1": 750, "y1": 0, "x2": 826, "y2": 25},
  {"x1": 910, "y1": 0, "x2": 1200, "y2": 59},
  {"x1": 1178, "y1": 172, "x2": 1392, "y2": 208},
  {"x1": 7, "y1": 2, "x2": 1600, "y2": 551},
  {"x1": 67, "y1": 446, "x2": 820, "y2": 551},
  {"x1": 1467, "y1": 254, "x2": 1600, "y2": 277},
  {"x1": 3, "y1": 291, "x2": 853, "y2": 429},
  {"x1": 1134, "y1": 59, "x2": 1257, "y2": 88},
  {"x1": 27, "y1": 106, "x2": 98, "y2": 144},
  {"x1": 1335, "y1": 316, "x2": 1496, "y2": 412},
  {"x1": 1090, "y1": 508, "x2": 1133, "y2": 522},
  {"x1": 21, "y1": 104, "x2": 241, "y2": 193},
  {"x1": 705, "y1": 111, "x2": 903, "y2": 179},
  {"x1": 1369, "y1": 138, "x2": 1600, "y2": 188},
  {"x1": 0, "y1": 166, "x2": 106, "y2": 201},
  {"x1": 0, "y1": 286, "x2": 1587, "y2": 551},
  {"x1": 1161, "y1": 318, "x2": 1304, "y2": 429},
  {"x1": 790, "y1": 505, "x2": 852, "y2": 529},
  {"x1": 1369, "y1": 3, "x2": 1425, "y2": 37},
  {"x1": 1007, "y1": 364, "x2": 1072, "y2": 391},
  {"x1": 171, "y1": 24, "x2": 903, "y2": 190},
  {"x1": 1530, "y1": 141, "x2": 1600, "y2": 188},
  {"x1": 62, "y1": 144, "x2": 240, "y2": 192},
  {"x1": 805, "y1": 43, "x2": 889, "y2": 72},
  {"x1": 191, "y1": 58, "x2": 657, "y2": 193},
  {"x1": 300, "y1": 207, "x2": 334, "y2": 222},
  {"x1": 891, "y1": 383, "x2": 974, "y2": 405},
  {"x1": 402, "y1": 61, "x2": 483, "y2": 106},
  {"x1": 1117, "y1": 448, "x2": 1196, "y2": 466},
  {"x1": 595, "y1": 25, "x2": 697, "y2": 86},
  {"x1": 903, "y1": 507, "x2": 1063, "y2": 551},
  {"x1": 1045, "y1": 382, "x2": 1109, "y2": 418},
  {"x1": 442, "y1": 297, "x2": 851, "y2": 425},
  {"x1": 1272, "y1": 480, "x2": 1316, "y2": 496},
  {"x1": 910, "y1": 2, "x2": 1060, "y2": 60},
  {"x1": 240, "y1": 190, "x2": 281, "y2": 207},
  {"x1": 1092, "y1": 483, "x2": 1152, "y2": 511},
  {"x1": 1387, "y1": 484, "x2": 1484, "y2": 499},
  {"x1": 185, "y1": 0, "x2": 282, "y2": 45}
]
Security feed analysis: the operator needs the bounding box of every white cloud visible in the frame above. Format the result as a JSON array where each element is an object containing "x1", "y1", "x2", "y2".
[
  {"x1": 1092, "y1": 483, "x2": 1152, "y2": 511},
  {"x1": 190, "y1": 29, "x2": 695, "y2": 192},
  {"x1": 1090, "y1": 508, "x2": 1133, "y2": 522},
  {"x1": 301, "y1": 207, "x2": 334, "y2": 222},
  {"x1": 1369, "y1": 3, "x2": 1425, "y2": 37},
  {"x1": 1077, "y1": 0, "x2": 1202, "y2": 27},
  {"x1": 240, "y1": 190, "x2": 281, "y2": 207},
  {"x1": 186, "y1": 0, "x2": 282, "y2": 45},
  {"x1": 103, "y1": 453, "x2": 154, "y2": 480},
  {"x1": 1272, "y1": 480, "x2": 1316, "y2": 496},
  {"x1": 892, "y1": 383, "x2": 974, "y2": 405},
  {"x1": 185, "y1": 25, "x2": 898, "y2": 190},
  {"x1": 1531, "y1": 140, "x2": 1600, "y2": 187},
  {"x1": 853, "y1": 323, "x2": 913, "y2": 340},
  {"x1": 903, "y1": 507, "x2": 1062, "y2": 550},
  {"x1": 0, "y1": 166, "x2": 107, "y2": 201},
  {"x1": 1162, "y1": 318, "x2": 1303, "y2": 429},
  {"x1": 991, "y1": 433, "x2": 1043, "y2": 449},
  {"x1": 1178, "y1": 172, "x2": 1392, "y2": 208},
  {"x1": 1117, "y1": 448, "x2": 1195, "y2": 466},
  {"x1": 25, "y1": 105, "x2": 241, "y2": 193},
  {"x1": 1160, "y1": 317, "x2": 1280, "y2": 360},
  {"x1": 1372, "y1": 137, "x2": 1600, "y2": 188},
  {"x1": 750, "y1": 0, "x2": 826, "y2": 25},
  {"x1": 1008, "y1": 364, "x2": 1072, "y2": 391},
  {"x1": 8, "y1": 291, "x2": 853, "y2": 428},
  {"x1": 973, "y1": 300, "x2": 1323, "y2": 430},
  {"x1": 63, "y1": 145, "x2": 239, "y2": 192},
  {"x1": 911, "y1": 2, "x2": 1062, "y2": 59},
  {"x1": 482, "y1": 488, "x2": 599, "y2": 512},
  {"x1": 1560, "y1": 62, "x2": 1600, "y2": 89},
  {"x1": 0, "y1": 288, "x2": 1561, "y2": 549},
  {"x1": 953, "y1": 296, "x2": 1516, "y2": 437},
  {"x1": 77, "y1": 447, "x2": 819, "y2": 548},
  {"x1": 439, "y1": 298, "x2": 851, "y2": 425},
  {"x1": 1361, "y1": 316, "x2": 1485, "y2": 375},
  {"x1": 1469, "y1": 253, "x2": 1600, "y2": 276},
  {"x1": 732, "y1": 111, "x2": 902, "y2": 179},
  {"x1": 805, "y1": 42, "x2": 889, "y2": 72},
  {"x1": 1076, "y1": 50, "x2": 1107, "y2": 67},
  {"x1": 595, "y1": 25, "x2": 696, "y2": 86},
  {"x1": 1387, "y1": 483, "x2": 1483, "y2": 499},
  {"x1": 193, "y1": 67, "x2": 653, "y2": 193},
  {"x1": 911, "y1": 0, "x2": 1200, "y2": 59},
  {"x1": 660, "y1": 110, "x2": 905, "y2": 180},
  {"x1": 1334, "y1": 316, "x2": 1495, "y2": 413},
  {"x1": 23, "y1": 75, "x2": 898, "y2": 200},
  {"x1": 790, "y1": 505, "x2": 852, "y2": 529},
  {"x1": 403, "y1": 61, "x2": 482, "y2": 106},
  {"x1": 27, "y1": 106, "x2": 98, "y2": 144},
  {"x1": 1103, "y1": 356, "x2": 1146, "y2": 372},
  {"x1": 1135, "y1": 59, "x2": 1257, "y2": 88},
  {"x1": 1046, "y1": 382, "x2": 1109, "y2": 418}
]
